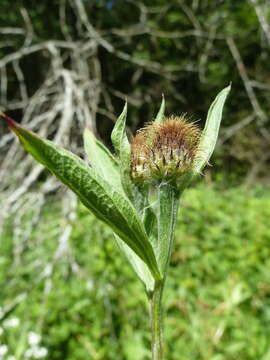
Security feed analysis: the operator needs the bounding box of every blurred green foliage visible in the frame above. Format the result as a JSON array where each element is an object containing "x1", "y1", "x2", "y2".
[{"x1": 1, "y1": 184, "x2": 270, "y2": 359}]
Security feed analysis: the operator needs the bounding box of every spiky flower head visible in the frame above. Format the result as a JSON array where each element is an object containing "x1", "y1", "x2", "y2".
[{"x1": 131, "y1": 116, "x2": 201, "y2": 182}]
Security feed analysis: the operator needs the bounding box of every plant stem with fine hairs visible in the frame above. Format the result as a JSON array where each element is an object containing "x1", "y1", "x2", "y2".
[
  {"x1": 149, "y1": 281, "x2": 164, "y2": 360},
  {"x1": 148, "y1": 183, "x2": 179, "y2": 359}
]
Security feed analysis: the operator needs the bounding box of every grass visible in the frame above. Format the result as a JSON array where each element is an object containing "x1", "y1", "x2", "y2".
[{"x1": 1, "y1": 184, "x2": 270, "y2": 359}]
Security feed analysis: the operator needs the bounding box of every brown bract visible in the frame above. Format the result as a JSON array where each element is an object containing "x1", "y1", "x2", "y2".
[{"x1": 131, "y1": 116, "x2": 201, "y2": 182}]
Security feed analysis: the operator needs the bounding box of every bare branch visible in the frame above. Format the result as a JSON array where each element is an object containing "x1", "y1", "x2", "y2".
[{"x1": 226, "y1": 36, "x2": 269, "y2": 141}]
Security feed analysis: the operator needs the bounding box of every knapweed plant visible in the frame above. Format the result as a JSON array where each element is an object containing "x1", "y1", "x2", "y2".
[{"x1": 1, "y1": 85, "x2": 230, "y2": 359}]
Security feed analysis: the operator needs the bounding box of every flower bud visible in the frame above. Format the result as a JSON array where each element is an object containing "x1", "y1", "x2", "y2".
[{"x1": 131, "y1": 116, "x2": 201, "y2": 182}]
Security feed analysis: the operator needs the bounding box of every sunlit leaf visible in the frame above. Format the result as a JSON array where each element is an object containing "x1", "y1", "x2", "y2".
[
  {"x1": 114, "y1": 234, "x2": 154, "y2": 292},
  {"x1": 111, "y1": 103, "x2": 134, "y2": 199},
  {"x1": 154, "y1": 95, "x2": 165, "y2": 124},
  {"x1": 111, "y1": 102, "x2": 128, "y2": 155},
  {"x1": 193, "y1": 85, "x2": 231, "y2": 174},
  {"x1": 156, "y1": 184, "x2": 179, "y2": 275},
  {"x1": 83, "y1": 128, "x2": 123, "y2": 192}
]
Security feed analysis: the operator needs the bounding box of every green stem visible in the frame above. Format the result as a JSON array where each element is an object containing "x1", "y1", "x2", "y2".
[
  {"x1": 149, "y1": 182, "x2": 179, "y2": 359},
  {"x1": 149, "y1": 282, "x2": 164, "y2": 360},
  {"x1": 157, "y1": 183, "x2": 179, "y2": 275}
]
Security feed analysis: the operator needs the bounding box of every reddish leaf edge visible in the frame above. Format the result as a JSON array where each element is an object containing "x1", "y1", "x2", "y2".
[
  {"x1": 0, "y1": 111, "x2": 20, "y2": 133},
  {"x1": 0, "y1": 112, "x2": 43, "y2": 141}
]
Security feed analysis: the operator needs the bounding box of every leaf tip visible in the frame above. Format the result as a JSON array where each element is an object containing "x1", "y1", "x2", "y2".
[
  {"x1": 0, "y1": 111, "x2": 17, "y2": 130},
  {"x1": 83, "y1": 127, "x2": 93, "y2": 136},
  {"x1": 160, "y1": 93, "x2": 165, "y2": 106},
  {"x1": 225, "y1": 83, "x2": 232, "y2": 92}
]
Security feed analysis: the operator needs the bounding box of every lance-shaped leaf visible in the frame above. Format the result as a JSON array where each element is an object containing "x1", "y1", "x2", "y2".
[
  {"x1": 84, "y1": 127, "x2": 155, "y2": 288},
  {"x1": 1, "y1": 113, "x2": 161, "y2": 281},
  {"x1": 114, "y1": 234, "x2": 154, "y2": 292},
  {"x1": 111, "y1": 103, "x2": 128, "y2": 155},
  {"x1": 154, "y1": 95, "x2": 165, "y2": 124},
  {"x1": 193, "y1": 85, "x2": 231, "y2": 174},
  {"x1": 111, "y1": 103, "x2": 134, "y2": 199},
  {"x1": 156, "y1": 184, "x2": 179, "y2": 275},
  {"x1": 83, "y1": 128, "x2": 123, "y2": 192}
]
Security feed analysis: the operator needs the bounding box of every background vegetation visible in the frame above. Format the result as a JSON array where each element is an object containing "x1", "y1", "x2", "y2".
[{"x1": 0, "y1": 0, "x2": 270, "y2": 359}]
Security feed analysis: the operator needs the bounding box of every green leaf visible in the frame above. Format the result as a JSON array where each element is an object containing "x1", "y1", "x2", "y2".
[
  {"x1": 154, "y1": 95, "x2": 165, "y2": 124},
  {"x1": 156, "y1": 184, "x2": 179, "y2": 275},
  {"x1": 114, "y1": 234, "x2": 154, "y2": 292},
  {"x1": 111, "y1": 103, "x2": 134, "y2": 199},
  {"x1": 193, "y1": 85, "x2": 231, "y2": 174},
  {"x1": 83, "y1": 128, "x2": 123, "y2": 192},
  {"x1": 2, "y1": 115, "x2": 161, "y2": 281},
  {"x1": 84, "y1": 129, "x2": 155, "y2": 288},
  {"x1": 111, "y1": 102, "x2": 128, "y2": 155}
]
